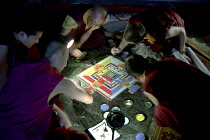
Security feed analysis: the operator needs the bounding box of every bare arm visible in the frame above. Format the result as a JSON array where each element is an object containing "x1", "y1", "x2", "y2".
[
  {"x1": 165, "y1": 26, "x2": 192, "y2": 62},
  {"x1": 0, "y1": 45, "x2": 9, "y2": 89},
  {"x1": 60, "y1": 28, "x2": 72, "y2": 37},
  {"x1": 111, "y1": 38, "x2": 129, "y2": 55},
  {"x1": 165, "y1": 26, "x2": 186, "y2": 52},
  {"x1": 53, "y1": 104, "x2": 72, "y2": 128},
  {"x1": 78, "y1": 30, "x2": 92, "y2": 46},
  {"x1": 143, "y1": 91, "x2": 159, "y2": 106},
  {"x1": 48, "y1": 78, "x2": 93, "y2": 104}
]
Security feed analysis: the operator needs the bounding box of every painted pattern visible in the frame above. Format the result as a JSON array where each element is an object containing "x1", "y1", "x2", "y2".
[{"x1": 77, "y1": 56, "x2": 140, "y2": 100}]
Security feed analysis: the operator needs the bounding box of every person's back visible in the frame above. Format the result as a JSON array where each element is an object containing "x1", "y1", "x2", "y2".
[
  {"x1": 0, "y1": 58, "x2": 62, "y2": 139},
  {"x1": 126, "y1": 56, "x2": 210, "y2": 139},
  {"x1": 145, "y1": 59, "x2": 210, "y2": 139}
]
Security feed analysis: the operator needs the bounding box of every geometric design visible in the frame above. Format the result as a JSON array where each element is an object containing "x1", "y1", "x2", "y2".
[{"x1": 77, "y1": 55, "x2": 140, "y2": 100}]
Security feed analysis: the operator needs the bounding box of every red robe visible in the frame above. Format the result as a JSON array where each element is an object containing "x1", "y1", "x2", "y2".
[
  {"x1": 129, "y1": 8, "x2": 185, "y2": 55},
  {"x1": 142, "y1": 58, "x2": 210, "y2": 139}
]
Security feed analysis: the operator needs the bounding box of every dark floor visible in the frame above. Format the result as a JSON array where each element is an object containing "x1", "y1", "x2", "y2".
[
  {"x1": 59, "y1": 30, "x2": 210, "y2": 140},
  {"x1": 52, "y1": 3, "x2": 210, "y2": 139},
  {"x1": 0, "y1": 1, "x2": 209, "y2": 139},
  {"x1": 59, "y1": 42, "x2": 156, "y2": 140}
]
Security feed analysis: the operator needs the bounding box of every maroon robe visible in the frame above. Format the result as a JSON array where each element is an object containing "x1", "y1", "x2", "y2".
[
  {"x1": 129, "y1": 8, "x2": 185, "y2": 55},
  {"x1": 142, "y1": 58, "x2": 210, "y2": 139},
  {"x1": 0, "y1": 58, "x2": 63, "y2": 139},
  {"x1": 64, "y1": 5, "x2": 106, "y2": 50}
]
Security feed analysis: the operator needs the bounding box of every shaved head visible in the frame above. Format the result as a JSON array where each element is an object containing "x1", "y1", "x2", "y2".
[
  {"x1": 87, "y1": 6, "x2": 107, "y2": 27},
  {"x1": 92, "y1": 6, "x2": 107, "y2": 19}
]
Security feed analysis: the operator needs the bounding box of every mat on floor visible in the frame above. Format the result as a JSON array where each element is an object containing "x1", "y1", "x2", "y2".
[{"x1": 151, "y1": 125, "x2": 182, "y2": 140}]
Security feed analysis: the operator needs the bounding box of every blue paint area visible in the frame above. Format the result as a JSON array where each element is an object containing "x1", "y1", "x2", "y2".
[
  {"x1": 127, "y1": 76, "x2": 134, "y2": 81},
  {"x1": 112, "y1": 85, "x2": 123, "y2": 95},
  {"x1": 128, "y1": 85, "x2": 141, "y2": 93},
  {"x1": 136, "y1": 133, "x2": 145, "y2": 140}
]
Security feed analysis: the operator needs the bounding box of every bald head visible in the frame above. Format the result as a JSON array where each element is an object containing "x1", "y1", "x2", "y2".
[
  {"x1": 92, "y1": 6, "x2": 107, "y2": 18},
  {"x1": 87, "y1": 6, "x2": 107, "y2": 28}
]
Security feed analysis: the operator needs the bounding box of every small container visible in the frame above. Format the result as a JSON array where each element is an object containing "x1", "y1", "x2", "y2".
[
  {"x1": 144, "y1": 102, "x2": 153, "y2": 109},
  {"x1": 100, "y1": 104, "x2": 109, "y2": 111},
  {"x1": 136, "y1": 114, "x2": 145, "y2": 121},
  {"x1": 124, "y1": 99, "x2": 134, "y2": 107},
  {"x1": 111, "y1": 106, "x2": 121, "y2": 111},
  {"x1": 136, "y1": 133, "x2": 145, "y2": 140}
]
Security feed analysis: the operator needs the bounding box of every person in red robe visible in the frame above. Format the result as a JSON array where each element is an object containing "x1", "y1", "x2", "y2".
[
  {"x1": 39, "y1": 5, "x2": 107, "y2": 61},
  {"x1": 125, "y1": 55, "x2": 210, "y2": 140},
  {"x1": 111, "y1": 7, "x2": 191, "y2": 62},
  {"x1": 0, "y1": 39, "x2": 93, "y2": 140}
]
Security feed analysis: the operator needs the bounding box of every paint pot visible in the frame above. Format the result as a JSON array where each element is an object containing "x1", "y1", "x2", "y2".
[
  {"x1": 100, "y1": 104, "x2": 109, "y2": 111},
  {"x1": 136, "y1": 133, "x2": 145, "y2": 140},
  {"x1": 111, "y1": 106, "x2": 121, "y2": 111},
  {"x1": 144, "y1": 102, "x2": 153, "y2": 109},
  {"x1": 136, "y1": 114, "x2": 145, "y2": 121},
  {"x1": 124, "y1": 99, "x2": 133, "y2": 107},
  {"x1": 103, "y1": 111, "x2": 110, "y2": 119}
]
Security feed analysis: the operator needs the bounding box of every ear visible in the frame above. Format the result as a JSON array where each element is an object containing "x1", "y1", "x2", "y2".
[{"x1": 19, "y1": 31, "x2": 27, "y2": 39}]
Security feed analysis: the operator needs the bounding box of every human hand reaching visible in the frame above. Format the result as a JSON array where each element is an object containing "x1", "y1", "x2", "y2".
[
  {"x1": 69, "y1": 48, "x2": 83, "y2": 58},
  {"x1": 111, "y1": 47, "x2": 121, "y2": 55},
  {"x1": 182, "y1": 53, "x2": 192, "y2": 64},
  {"x1": 73, "y1": 41, "x2": 82, "y2": 49},
  {"x1": 57, "y1": 110, "x2": 72, "y2": 128}
]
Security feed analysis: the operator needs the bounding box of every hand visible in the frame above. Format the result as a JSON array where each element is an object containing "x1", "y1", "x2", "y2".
[
  {"x1": 73, "y1": 41, "x2": 82, "y2": 49},
  {"x1": 69, "y1": 48, "x2": 83, "y2": 58},
  {"x1": 111, "y1": 47, "x2": 121, "y2": 55},
  {"x1": 182, "y1": 53, "x2": 192, "y2": 64},
  {"x1": 57, "y1": 110, "x2": 72, "y2": 128}
]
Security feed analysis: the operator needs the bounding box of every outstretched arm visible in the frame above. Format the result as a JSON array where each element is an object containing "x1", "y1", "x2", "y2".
[
  {"x1": 165, "y1": 26, "x2": 186, "y2": 52},
  {"x1": 49, "y1": 78, "x2": 93, "y2": 104},
  {"x1": 76, "y1": 29, "x2": 93, "y2": 48},
  {"x1": 165, "y1": 26, "x2": 191, "y2": 63},
  {"x1": 111, "y1": 38, "x2": 129, "y2": 55},
  {"x1": 53, "y1": 104, "x2": 72, "y2": 128},
  {"x1": 143, "y1": 91, "x2": 159, "y2": 106}
]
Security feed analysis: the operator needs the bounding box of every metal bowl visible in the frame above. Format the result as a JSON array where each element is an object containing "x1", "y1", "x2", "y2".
[{"x1": 124, "y1": 99, "x2": 134, "y2": 107}]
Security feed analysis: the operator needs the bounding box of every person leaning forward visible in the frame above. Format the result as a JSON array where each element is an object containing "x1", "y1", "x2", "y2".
[
  {"x1": 111, "y1": 7, "x2": 191, "y2": 63},
  {"x1": 0, "y1": 37, "x2": 93, "y2": 140},
  {"x1": 125, "y1": 55, "x2": 210, "y2": 140},
  {"x1": 60, "y1": 5, "x2": 108, "y2": 60}
]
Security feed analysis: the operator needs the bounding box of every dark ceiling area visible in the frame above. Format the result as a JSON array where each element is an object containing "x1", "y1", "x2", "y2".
[
  {"x1": 0, "y1": 0, "x2": 210, "y2": 35},
  {"x1": 1, "y1": 0, "x2": 210, "y2": 10}
]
